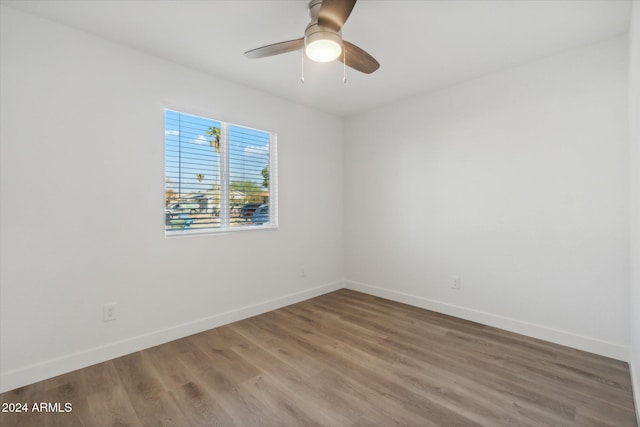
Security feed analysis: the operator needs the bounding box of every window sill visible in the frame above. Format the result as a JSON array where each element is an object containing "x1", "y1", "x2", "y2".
[{"x1": 165, "y1": 224, "x2": 278, "y2": 238}]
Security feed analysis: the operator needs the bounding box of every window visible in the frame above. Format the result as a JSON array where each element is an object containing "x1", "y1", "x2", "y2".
[{"x1": 164, "y1": 109, "x2": 277, "y2": 235}]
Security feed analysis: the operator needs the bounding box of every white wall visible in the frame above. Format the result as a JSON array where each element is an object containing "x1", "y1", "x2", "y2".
[
  {"x1": 628, "y1": 0, "x2": 640, "y2": 418},
  {"x1": 344, "y1": 36, "x2": 630, "y2": 360},
  {"x1": 0, "y1": 6, "x2": 344, "y2": 392}
]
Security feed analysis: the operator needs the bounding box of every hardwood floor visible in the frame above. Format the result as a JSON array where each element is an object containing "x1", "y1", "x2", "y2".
[{"x1": 1, "y1": 289, "x2": 637, "y2": 426}]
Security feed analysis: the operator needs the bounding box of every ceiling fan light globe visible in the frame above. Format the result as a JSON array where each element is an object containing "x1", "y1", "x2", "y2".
[
  {"x1": 306, "y1": 39, "x2": 341, "y2": 62},
  {"x1": 305, "y1": 31, "x2": 342, "y2": 62}
]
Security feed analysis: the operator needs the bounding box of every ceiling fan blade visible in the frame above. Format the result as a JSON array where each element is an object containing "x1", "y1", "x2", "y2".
[
  {"x1": 244, "y1": 38, "x2": 304, "y2": 59},
  {"x1": 339, "y1": 40, "x2": 380, "y2": 74},
  {"x1": 318, "y1": 0, "x2": 357, "y2": 32}
]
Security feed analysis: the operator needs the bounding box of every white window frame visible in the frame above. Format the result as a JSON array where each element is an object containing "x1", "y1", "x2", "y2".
[{"x1": 164, "y1": 109, "x2": 278, "y2": 237}]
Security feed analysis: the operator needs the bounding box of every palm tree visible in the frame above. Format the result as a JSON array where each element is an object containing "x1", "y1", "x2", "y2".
[
  {"x1": 206, "y1": 126, "x2": 221, "y2": 213},
  {"x1": 207, "y1": 126, "x2": 221, "y2": 153}
]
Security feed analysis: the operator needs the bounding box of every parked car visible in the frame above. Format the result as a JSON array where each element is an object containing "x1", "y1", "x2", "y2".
[
  {"x1": 251, "y1": 204, "x2": 269, "y2": 225},
  {"x1": 239, "y1": 203, "x2": 261, "y2": 220},
  {"x1": 166, "y1": 203, "x2": 199, "y2": 216}
]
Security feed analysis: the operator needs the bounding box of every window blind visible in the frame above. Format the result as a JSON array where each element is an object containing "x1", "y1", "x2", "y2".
[{"x1": 164, "y1": 110, "x2": 276, "y2": 234}]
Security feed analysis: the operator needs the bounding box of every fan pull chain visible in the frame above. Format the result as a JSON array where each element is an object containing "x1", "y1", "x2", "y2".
[
  {"x1": 343, "y1": 46, "x2": 347, "y2": 84},
  {"x1": 301, "y1": 53, "x2": 305, "y2": 84}
]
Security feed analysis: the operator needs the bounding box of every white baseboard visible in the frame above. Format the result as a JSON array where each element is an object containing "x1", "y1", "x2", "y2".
[
  {"x1": 345, "y1": 280, "x2": 629, "y2": 362},
  {"x1": 0, "y1": 280, "x2": 343, "y2": 393}
]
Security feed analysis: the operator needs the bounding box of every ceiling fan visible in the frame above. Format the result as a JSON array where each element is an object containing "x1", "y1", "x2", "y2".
[{"x1": 244, "y1": 0, "x2": 380, "y2": 74}]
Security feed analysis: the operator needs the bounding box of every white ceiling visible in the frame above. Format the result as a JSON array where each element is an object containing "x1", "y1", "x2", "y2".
[{"x1": 2, "y1": 0, "x2": 632, "y2": 117}]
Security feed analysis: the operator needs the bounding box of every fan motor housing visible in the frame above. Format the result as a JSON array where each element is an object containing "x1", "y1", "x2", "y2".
[{"x1": 304, "y1": 25, "x2": 343, "y2": 62}]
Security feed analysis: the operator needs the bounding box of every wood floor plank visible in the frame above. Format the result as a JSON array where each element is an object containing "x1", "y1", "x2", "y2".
[
  {"x1": 190, "y1": 340, "x2": 261, "y2": 385},
  {"x1": 85, "y1": 384, "x2": 143, "y2": 427},
  {"x1": 143, "y1": 341, "x2": 194, "y2": 392},
  {"x1": 230, "y1": 340, "x2": 356, "y2": 425},
  {"x1": 1, "y1": 289, "x2": 636, "y2": 426},
  {"x1": 170, "y1": 380, "x2": 234, "y2": 426},
  {"x1": 229, "y1": 321, "x2": 326, "y2": 379},
  {"x1": 112, "y1": 352, "x2": 188, "y2": 427},
  {"x1": 195, "y1": 367, "x2": 283, "y2": 426}
]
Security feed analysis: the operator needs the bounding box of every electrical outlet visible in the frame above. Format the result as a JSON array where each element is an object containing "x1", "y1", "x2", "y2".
[
  {"x1": 103, "y1": 303, "x2": 117, "y2": 321},
  {"x1": 451, "y1": 276, "x2": 461, "y2": 290}
]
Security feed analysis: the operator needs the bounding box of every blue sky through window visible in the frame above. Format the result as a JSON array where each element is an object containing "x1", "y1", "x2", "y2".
[{"x1": 165, "y1": 110, "x2": 270, "y2": 199}]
